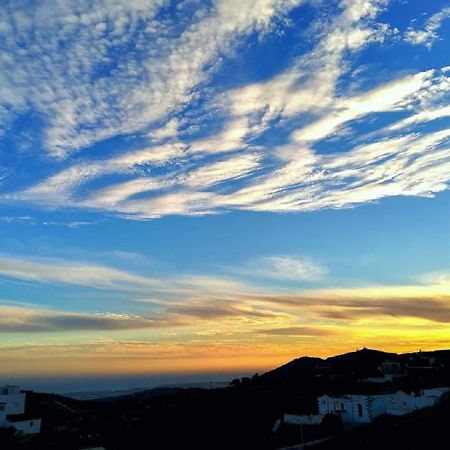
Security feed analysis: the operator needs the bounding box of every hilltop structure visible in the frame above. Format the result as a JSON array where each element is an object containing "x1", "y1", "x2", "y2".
[
  {"x1": 284, "y1": 387, "x2": 450, "y2": 426},
  {"x1": 0, "y1": 386, "x2": 41, "y2": 434}
]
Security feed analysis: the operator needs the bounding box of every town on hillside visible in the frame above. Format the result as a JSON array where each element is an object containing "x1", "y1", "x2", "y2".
[{"x1": 1, "y1": 348, "x2": 450, "y2": 450}]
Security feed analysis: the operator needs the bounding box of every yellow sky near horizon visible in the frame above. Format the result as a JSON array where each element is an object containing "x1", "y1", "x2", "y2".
[
  {"x1": 2, "y1": 262, "x2": 450, "y2": 377},
  {"x1": 1, "y1": 303, "x2": 449, "y2": 377}
]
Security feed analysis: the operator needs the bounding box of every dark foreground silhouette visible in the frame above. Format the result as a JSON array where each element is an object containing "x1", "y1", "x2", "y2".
[{"x1": 2, "y1": 347, "x2": 450, "y2": 449}]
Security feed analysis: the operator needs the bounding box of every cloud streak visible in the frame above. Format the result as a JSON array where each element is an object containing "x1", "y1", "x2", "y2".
[
  {"x1": 0, "y1": 305, "x2": 178, "y2": 333},
  {"x1": 0, "y1": 254, "x2": 166, "y2": 292},
  {"x1": 258, "y1": 326, "x2": 337, "y2": 336},
  {"x1": 0, "y1": 0, "x2": 304, "y2": 157},
  {"x1": 1, "y1": 0, "x2": 450, "y2": 220},
  {"x1": 239, "y1": 255, "x2": 326, "y2": 282},
  {"x1": 3, "y1": 253, "x2": 450, "y2": 336},
  {"x1": 405, "y1": 6, "x2": 450, "y2": 48}
]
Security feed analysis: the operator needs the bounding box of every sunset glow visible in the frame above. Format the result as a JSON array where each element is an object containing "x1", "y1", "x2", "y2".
[{"x1": 1, "y1": 0, "x2": 450, "y2": 387}]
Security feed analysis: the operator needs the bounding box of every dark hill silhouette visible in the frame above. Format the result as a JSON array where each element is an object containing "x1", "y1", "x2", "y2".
[
  {"x1": 260, "y1": 355, "x2": 323, "y2": 382},
  {"x1": 261, "y1": 348, "x2": 399, "y2": 383},
  {"x1": 325, "y1": 347, "x2": 397, "y2": 376},
  {"x1": 2, "y1": 347, "x2": 450, "y2": 449}
]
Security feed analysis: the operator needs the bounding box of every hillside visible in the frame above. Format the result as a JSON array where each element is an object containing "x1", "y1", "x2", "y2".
[
  {"x1": 261, "y1": 348, "x2": 398, "y2": 383},
  {"x1": 1, "y1": 347, "x2": 450, "y2": 449}
]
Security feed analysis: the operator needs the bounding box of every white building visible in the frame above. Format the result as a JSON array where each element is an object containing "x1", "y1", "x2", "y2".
[
  {"x1": 318, "y1": 393, "x2": 396, "y2": 423},
  {"x1": 0, "y1": 386, "x2": 41, "y2": 434},
  {"x1": 388, "y1": 387, "x2": 450, "y2": 415},
  {"x1": 284, "y1": 387, "x2": 450, "y2": 426}
]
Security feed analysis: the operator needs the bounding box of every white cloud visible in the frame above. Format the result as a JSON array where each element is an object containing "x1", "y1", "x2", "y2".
[
  {"x1": 212, "y1": 0, "x2": 392, "y2": 145},
  {"x1": 0, "y1": 0, "x2": 168, "y2": 154},
  {"x1": 405, "y1": 7, "x2": 450, "y2": 48},
  {"x1": 0, "y1": 253, "x2": 253, "y2": 299},
  {"x1": 249, "y1": 255, "x2": 327, "y2": 281},
  {"x1": 0, "y1": 0, "x2": 304, "y2": 157},
  {"x1": 4, "y1": 253, "x2": 450, "y2": 339},
  {"x1": 14, "y1": 143, "x2": 185, "y2": 203},
  {"x1": 292, "y1": 71, "x2": 434, "y2": 143},
  {"x1": 2, "y1": 0, "x2": 450, "y2": 221},
  {"x1": 0, "y1": 304, "x2": 175, "y2": 333},
  {"x1": 0, "y1": 254, "x2": 165, "y2": 292},
  {"x1": 184, "y1": 153, "x2": 261, "y2": 187},
  {"x1": 387, "y1": 105, "x2": 450, "y2": 132}
]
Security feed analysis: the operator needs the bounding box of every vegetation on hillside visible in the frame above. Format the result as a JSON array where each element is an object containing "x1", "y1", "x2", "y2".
[{"x1": 1, "y1": 348, "x2": 449, "y2": 449}]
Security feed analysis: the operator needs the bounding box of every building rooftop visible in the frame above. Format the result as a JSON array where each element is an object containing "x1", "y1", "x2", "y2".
[{"x1": 6, "y1": 414, "x2": 40, "y2": 423}]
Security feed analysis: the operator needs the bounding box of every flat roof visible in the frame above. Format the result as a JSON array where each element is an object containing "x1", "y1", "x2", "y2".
[{"x1": 6, "y1": 413, "x2": 40, "y2": 423}]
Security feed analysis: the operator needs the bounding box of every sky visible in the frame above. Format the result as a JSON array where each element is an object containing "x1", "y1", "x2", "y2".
[{"x1": 1, "y1": 0, "x2": 450, "y2": 389}]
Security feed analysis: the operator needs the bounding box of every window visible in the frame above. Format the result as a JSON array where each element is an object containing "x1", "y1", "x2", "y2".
[
  {"x1": 30, "y1": 422, "x2": 33, "y2": 427},
  {"x1": 358, "y1": 403, "x2": 363, "y2": 417},
  {"x1": 340, "y1": 403, "x2": 345, "y2": 410}
]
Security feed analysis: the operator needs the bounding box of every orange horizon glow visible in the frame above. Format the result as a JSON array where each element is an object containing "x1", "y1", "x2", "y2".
[{"x1": 2, "y1": 339, "x2": 449, "y2": 377}]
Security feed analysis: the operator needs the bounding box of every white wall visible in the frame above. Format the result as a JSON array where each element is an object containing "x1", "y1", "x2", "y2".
[
  {"x1": 9, "y1": 418, "x2": 41, "y2": 434},
  {"x1": 411, "y1": 396, "x2": 436, "y2": 410},
  {"x1": 315, "y1": 389, "x2": 448, "y2": 425},
  {"x1": 338, "y1": 398, "x2": 353, "y2": 423},
  {"x1": 318, "y1": 394, "x2": 394, "y2": 424},
  {"x1": 318, "y1": 395, "x2": 334, "y2": 415},
  {"x1": 0, "y1": 392, "x2": 26, "y2": 415},
  {"x1": 0, "y1": 387, "x2": 42, "y2": 435},
  {"x1": 0, "y1": 405, "x2": 6, "y2": 427},
  {"x1": 422, "y1": 388, "x2": 450, "y2": 398},
  {"x1": 318, "y1": 395, "x2": 356, "y2": 424},
  {"x1": 371, "y1": 394, "x2": 394, "y2": 419},
  {"x1": 350, "y1": 397, "x2": 370, "y2": 423},
  {"x1": 0, "y1": 386, "x2": 20, "y2": 395},
  {"x1": 389, "y1": 391, "x2": 413, "y2": 415}
]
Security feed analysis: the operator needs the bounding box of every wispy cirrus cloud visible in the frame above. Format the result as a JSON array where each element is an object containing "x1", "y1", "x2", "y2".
[
  {"x1": 405, "y1": 6, "x2": 450, "y2": 48},
  {"x1": 0, "y1": 253, "x2": 258, "y2": 311},
  {"x1": 3, "y1": 253, "x2": 450, "y2": 333},
  {"x1": 237, "y1": 255, "x2": 327, "y2": 282},
  {"x1": 0, "y1": 0, "x2": 442, "y2": 221},
  {"x1": 0, "y1": 0, "x2": 304, "y2": 157},
  {"x1": 252, "y1": 281, "x2": 450, "y2": 324},
  {"x1": 387, "y1": 105, "x2": 450, "y2": 132},
  {"x1": 258, "y1": 326, "x2": 338, "y2": 336},
  {"x1": 2, "y1": 0, "x2": 450, "y2": 377},
  {"x1": 3, "y1": 0, "x2": 450, "y2": 221},
  {"x1": 291, "y1": 71, "x2": 433, "y2": 143},
  {"x1": 0, "y1": 305, "x2": 180, "y2": 333},
  {"x1": 0, "y1": 216, "x2": 34, "y2": 224},
  {"x1": 0, "y1": 254, "x2": 165, "y2": 292}
]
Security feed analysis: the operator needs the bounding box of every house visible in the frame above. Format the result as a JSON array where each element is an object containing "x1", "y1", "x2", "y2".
[
  {"x1": 284, "y1": 387, "x2": 450, "y2": 426},
  {"x1": 0, "y1": 386, "x2": 41, "y2": 434},
  {"x1": 406, "y1": 354, "x2": 438, "y2": 373},
  {"x1": 317, "y1": 393, "x2": 396, "y2": 423},
  {"x1": 360, "y1": 360, "x2": 406, "y2": 383},
  {"x1": 379, "y1": 361, "x2": 402, "y2": 375}
]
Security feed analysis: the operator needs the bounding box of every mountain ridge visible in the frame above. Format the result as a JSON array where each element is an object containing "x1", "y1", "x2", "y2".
[{"x1": 260, "y1": 347, "x2": 448, "y2": 383}]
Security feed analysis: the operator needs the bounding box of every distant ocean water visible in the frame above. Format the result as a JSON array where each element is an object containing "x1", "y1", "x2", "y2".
[
  {"x1": 64, "y1": 381, "x2": 231, "y2": 400},
  {"x1": 0, "y1": 372, "x2": 251, "y2": 395}
]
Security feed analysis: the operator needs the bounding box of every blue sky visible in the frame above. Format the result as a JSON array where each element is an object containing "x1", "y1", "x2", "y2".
[{"x1": 1, "y1": 0, "x2": 450, "y2": 382}]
